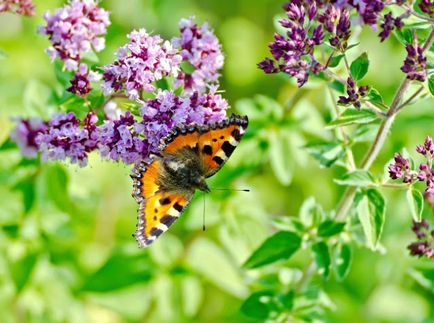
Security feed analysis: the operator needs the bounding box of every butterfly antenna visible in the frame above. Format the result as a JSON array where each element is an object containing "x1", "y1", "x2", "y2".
[
  {"x1": 202, "y1": 193, "x2": 206, "y2": 231},
  {"x1": 211, "y1": 188, "x2": 250, "y2": 192}
]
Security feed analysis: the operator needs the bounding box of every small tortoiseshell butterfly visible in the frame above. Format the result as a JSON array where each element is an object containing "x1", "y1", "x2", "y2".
[{"x1": 130, "y1": 114, "x2": 248, "y2": 248}]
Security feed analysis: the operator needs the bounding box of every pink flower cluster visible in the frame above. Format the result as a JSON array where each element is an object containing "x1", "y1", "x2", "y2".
[
  {"x1": 13, "y1": 14, "x2": 230, "y2": 167},
  {"x1": 389, "y1": 137, "x2": 434, "y2": 195},
  {"x1": 173, "y1": 17, "x2": 224, "y2": 94},
  {"x1": 39, "y1": 0, "x2": 110, "y2": 72},
  {"x1": 39, "y1": 0, "x2": 109, "y2": 96},
  {"x1": 0, "y1": 0, "x2": 35, "y2": 16},
  {"x1": 102, "y1": 29, "x2": 182, "y2": 100}
]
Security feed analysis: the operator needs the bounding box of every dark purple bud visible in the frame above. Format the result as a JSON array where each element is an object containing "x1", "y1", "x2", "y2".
[
  {"x1": 401, "y1": 43, "x2": 427, "y2": 82},
  {"x1": 308, "y1": 2, "x2": 317, "y2": 20},
  {"x1": 417, "y1": 144, "x2": 427, "y2": 156},
  {"x1": 419, "y1": 0, "x2": 434, "y2": 17},
  {"x1": 258, "y1": 58, "x2": 278, "y2": 74}
]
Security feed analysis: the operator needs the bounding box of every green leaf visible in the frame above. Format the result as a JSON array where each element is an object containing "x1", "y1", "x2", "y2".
[
  {"x1": 243, "y1": 231, "x2": 301, "y2": 269},
  {"x1": 352, "y1": 124, "x2": 378, "y2": 143},
  {"x1": 54, "y1": 60, "x2": 74, "y2": 88},
  {"x1": 36, "y1": 164, "x2": 72, "y2": 213},
  {"x1": 406, "y1": 188, "x2": 424, "y2": 222},
  {"x1": 428, "y1": 75, "x2": 434, "y2": 97},
  {"x1": 59, "y1": 95, "x2": 88, "y2": 119},
  {"x1": 13, "y1": 177, "x2": 36, "y2": 213},
  {"x1": 329, "y1": 80, "x2": 345, "y2": 93},
  {"x1": 356, "y1": 189, "x2": 386, "y2": 249},
  {"x1": 334, "y1": 170, "x2": 375, "y2": 187},
  {"x1": 350, "y1": 52, "x2": 369, "y2": 81},
  {"x1": 81, "y1": 251, "x2": 153, "y2": 292},
  {"x1": 268, "y1": 129, "x2": 294, "y2": 185},
  {"x1": 181, "y1": 276, "x2": 203, "y2": 317},
  {"x1": 312, "y1": 242, "x2": 331, "y2": 278},
  {"x1": 180, "y1": 60, "x2": 195, "y2": 74},
  {"x1": 394, "y1": 28, "x2": 413, "y2": 45},
  {"x1": 304, "y1": 140, "x2": 346, "y2": 168},
  {"x1": 327, "y1": 108, "x2": 378, "y2": 128},
  {"x1": 357, "y1": 194, "x2": 374, "y2": 248},
  {"x1": 328, "y1": 54, "x2": 344, "y2": 68},
  {"x1": 318, "y1": 220, "x2": 346, "y2": 237},
  {"x1": 299, "y1": 197, "x2": 324, "y2": 228},
  {"x1": 333, "y1": 243, "x2": 352, "y2": 281},
  {"x1": 366, "y1": 188, "x2": 386, "y2": 245},
  {"x1": 278, "y1": 290, "x2": 295, "y2": 310},
  {"x1": 365, "y1": 87, "x2": 387, "y2": 110},
  {"x1": 10, "y1": 253, "x2": 38, "y2": 293},
  {"x1": 241, "y1": 291, "x2": 273, "y2": 320}
]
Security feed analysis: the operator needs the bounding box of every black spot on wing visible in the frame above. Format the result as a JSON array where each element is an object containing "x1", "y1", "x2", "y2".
[
  {"x1": 221, "y1": 141, "x2": 236, "y2": 157},
  {"x1": 150, "y1": 228, "x2": 163, "y2": 237},
  {"x1": 202, "y1": 145, "x2": 213, "y2": 155},
  {"x1": 160, "y1": 215, "x2": 177, "y2": 227},
  {"x1": 231, "y1": 128, "x2": 241, "y2": 141},
  {"x1": 173, "y1": 202, "x2": 183, "y2": 212},
  {"x1": 213, "y1": 156, "x2": 224, "y2": 165},
  {"x1": 159, "y1": 197, "x2": 171, "y2": 205}
]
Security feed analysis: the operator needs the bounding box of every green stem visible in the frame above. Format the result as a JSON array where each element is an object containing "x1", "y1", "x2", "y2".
[{"x1": 297, "y1": 26, "x2": 434, "y2": 291}]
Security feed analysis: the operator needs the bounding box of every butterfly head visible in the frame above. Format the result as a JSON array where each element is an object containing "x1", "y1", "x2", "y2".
[{"x1": 194, "y1": 176, "x2": 210, "y2": 193}]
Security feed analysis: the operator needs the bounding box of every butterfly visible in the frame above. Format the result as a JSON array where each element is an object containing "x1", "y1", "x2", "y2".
[{"x1": 130, "y1": 114, "x2": 248, "y2": 248}]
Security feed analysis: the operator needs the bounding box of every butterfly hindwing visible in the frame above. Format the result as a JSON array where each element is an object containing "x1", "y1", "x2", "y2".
[
  {"x1": 131, "y1": 158, "x2": 160, "y2": 203},
  {"x1": 198, "y1": 115, "x2": 248, "y2": 177},
  {"x1": 135, "y1": 192, "x2": 191, "y2": 247},
  {"x1": 131, "y1": 159, "x2": 192, "y2": 247}
]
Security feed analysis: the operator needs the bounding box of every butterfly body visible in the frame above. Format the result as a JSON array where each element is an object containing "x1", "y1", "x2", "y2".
[{"x1": 130, "y1": 114, "x2": 248, "y2": 248}]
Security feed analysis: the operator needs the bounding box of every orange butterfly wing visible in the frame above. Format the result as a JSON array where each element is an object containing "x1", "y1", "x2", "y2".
[
  {"x1": 131, "y1": 159, "x2": 191, "y2": 247},
  {"x1": 161, "y1": 115, "x2": 248, "y2": 177}
]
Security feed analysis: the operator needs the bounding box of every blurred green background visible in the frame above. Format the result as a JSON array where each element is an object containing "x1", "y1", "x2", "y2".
[{"x1": 1, "y1": 0, "x2": 434, "y2": 322}]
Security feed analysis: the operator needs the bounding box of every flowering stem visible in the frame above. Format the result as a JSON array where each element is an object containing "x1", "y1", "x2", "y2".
[
  {"x1": 296, "y1": 27, "x2": 434, "y2": 290},
  {"x1": 336, "y1": 27, "x2": 434, "y2": 219}
]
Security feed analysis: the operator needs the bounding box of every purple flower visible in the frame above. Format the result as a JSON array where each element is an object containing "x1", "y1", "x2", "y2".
[
  {"x1": 0, "y1": 0, "x2": 35, "y2": 16},
  {"x1": 11, "y1": 118, "x2": 48, "y2": 157},
  {"x1": 257, "y1": 58, "x2": 279, "y2": 74},
  {"x1": 416, "y1": 136, "x2": 434, "y2": 157},
  {"x1": 408, "y1": 219, "x2": 434, "y2": 259},
  {"x1": 337, "y1": 77, "x2": 369, "y2": 109},
  {"x1": 39, "y1": 0, "x2": 110, "y2": 72},
  {"x1": 172, "y1": 17, "x2": 224, "y2": 94},
  {"x1": 67, "y1": 64, "x2": 101, "y2": 96},
  {"x1": 259, "y1": 2, "x2": 354, "y2": 87},
  {"x1": 97, "y1": 112, "x2": 149, "y2": 165},
  {"x1": 389, "y1": 137, "x2": 434, "y2": 195},
  {"x1": 401, "y1": 43, "x2": 427, "y2": 82},
  {"x1": 379, "y1": 12, "x2": 403, "y2": 42},
  {"x1": 102, "y1": 29, "x2": 183, "y2": 100},
  {"x1": 419, "y1": 0, "x2": 434, "y2": 17},
  {"x1": 388, "y1": 153, "x2": 412, "y2": 181},
  {"x1": 35, "y1": 112, "x2": 98, "y2": 167}
]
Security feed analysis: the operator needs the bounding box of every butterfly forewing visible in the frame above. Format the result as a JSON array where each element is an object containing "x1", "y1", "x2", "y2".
[{"x1": 198, "y1": 115, "x2": 248, "y2": 177}]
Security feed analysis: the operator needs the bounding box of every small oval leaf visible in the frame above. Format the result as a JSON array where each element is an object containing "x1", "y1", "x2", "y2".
[{"x1": 243, "y1": 231, "x2": 301, "y2": 269}]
